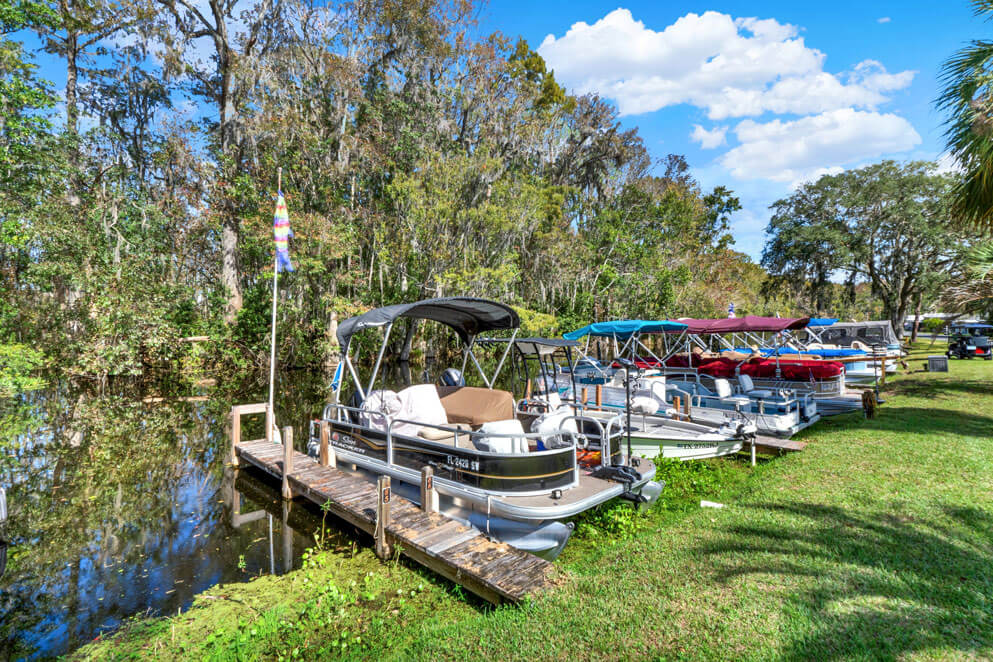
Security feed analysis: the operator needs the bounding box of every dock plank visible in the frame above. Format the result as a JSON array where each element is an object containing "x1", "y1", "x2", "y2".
[
  {"x1": 234, "y1": 441, "x2": 555, "y2": 604},
  {"x1": 750, "y1": 435, "x2": 807, "y2": 455}
]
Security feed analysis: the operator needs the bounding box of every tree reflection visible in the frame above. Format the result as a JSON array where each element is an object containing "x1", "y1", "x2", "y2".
[{"x1": 0, "y1": 373, "x2": 329, "y2": 659}]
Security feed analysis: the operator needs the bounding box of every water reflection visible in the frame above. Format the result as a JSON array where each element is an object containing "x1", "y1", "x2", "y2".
[
  {"x1": 0, "y1": 354, "x2": 510, "y2": 660},
  {"x1": 0, "y1": 375, "x2": 332, "y2": 661}
]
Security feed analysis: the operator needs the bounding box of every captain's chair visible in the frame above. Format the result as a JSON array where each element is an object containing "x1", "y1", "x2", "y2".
[
  {"x1": 737, "y1": 374, "x2": 773, "y2": 399},
  {"x1": 714, "y1": 378, "x2": 752, "y2": 409}
]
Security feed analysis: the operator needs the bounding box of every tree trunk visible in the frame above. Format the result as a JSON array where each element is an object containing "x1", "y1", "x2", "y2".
[
  {"x1": 65, "y1": 31, "x2": 79, "y2": 136},
  {"x1": 221, "y1": 217, "x2": 241, "y2": 323},
  {"x1": 910, "y1": 293, "x2": 922, "y2": 342},
  {"x1": 218, "y1": 43, "x2": 243, "y2": 323},
  {"x1": 400, "y1": 319, "x2": 418, "y2": 361}
]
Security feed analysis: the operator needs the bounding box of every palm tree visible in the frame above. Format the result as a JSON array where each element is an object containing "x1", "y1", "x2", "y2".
[
  {"x1": 941, "y1": 243, "x2": 993, "y2": 310},
  {"x1": 938, "y1": 0, "x2": 993, "y2": 231}
]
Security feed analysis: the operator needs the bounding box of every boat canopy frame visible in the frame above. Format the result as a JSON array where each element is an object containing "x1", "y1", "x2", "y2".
[{"x1": 335, "y1": 297, "x2": 521, "y2": 403}]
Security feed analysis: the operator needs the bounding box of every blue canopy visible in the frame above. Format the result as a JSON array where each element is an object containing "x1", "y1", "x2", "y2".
[
  {"x1": 807, "y1": 318, "x2": 838, "y2": 327},
  {"x1": 955, "y1": 323, "x2": 993, "y2": 329},
  {"x1": 564, "y1": 319, "x2": 688, "y2": 340}
]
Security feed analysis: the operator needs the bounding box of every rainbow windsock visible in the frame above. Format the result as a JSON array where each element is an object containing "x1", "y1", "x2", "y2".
[{"x1": 273, "y1": 193, "x2": 294, "y2": 272}]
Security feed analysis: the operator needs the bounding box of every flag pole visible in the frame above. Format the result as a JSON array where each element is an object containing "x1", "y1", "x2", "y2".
[{"x1": 268, "y1": 167, "x2": 281, "y2": 438}]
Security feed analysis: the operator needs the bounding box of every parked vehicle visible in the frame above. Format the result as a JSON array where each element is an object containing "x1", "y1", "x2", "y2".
[{"x1": 947, "y1": 323, "x2": 993, "y2": 360}]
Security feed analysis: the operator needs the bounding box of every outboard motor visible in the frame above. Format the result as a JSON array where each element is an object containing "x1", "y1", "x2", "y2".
[{"x1": 439, "y1": 368, "x2": 465, "y2": 387}]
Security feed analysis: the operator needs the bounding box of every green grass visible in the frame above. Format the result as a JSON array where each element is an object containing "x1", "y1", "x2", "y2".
[{"x1": 75, "y1": 342, "x2": 993, "y2": 661}]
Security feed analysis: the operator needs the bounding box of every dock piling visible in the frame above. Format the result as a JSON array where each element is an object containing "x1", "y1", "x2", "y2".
[
  {"x1": 420, "y1": 466, "x2": 437, "y2": 514},
  {"x1": 230, "y1": 410, "x2": 241, "y2": 467},
  {"x1": 281, "y1": 426, "x2": 294, "y2": 500},
  {"x1": 375, "y1": 476, "x2": 392, "y2": 559},
  {"x1": 319, "y1": 420, "x2": 335, "y2": 468}
]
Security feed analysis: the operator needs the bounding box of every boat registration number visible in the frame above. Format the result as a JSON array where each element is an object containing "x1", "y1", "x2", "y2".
[{"x1": 446, "y1": 455, "x2": 480, "y2": 472}]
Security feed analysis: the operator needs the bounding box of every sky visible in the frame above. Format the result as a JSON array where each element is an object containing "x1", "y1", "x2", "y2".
[{"x1": 478, "y1": 1, "x2": 978, "y2": 262}]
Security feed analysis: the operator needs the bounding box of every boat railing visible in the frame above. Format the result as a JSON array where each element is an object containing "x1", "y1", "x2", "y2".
[{"x1": 320, "y1": 402, "x2": 594, "y2": 468}]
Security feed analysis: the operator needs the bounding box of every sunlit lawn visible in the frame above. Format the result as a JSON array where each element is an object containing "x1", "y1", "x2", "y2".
[{"x1": 77, "y1": 341, "x2": 993, "y2": 661}]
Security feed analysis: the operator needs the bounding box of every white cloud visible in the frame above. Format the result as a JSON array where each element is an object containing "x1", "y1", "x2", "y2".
[
  {"x1": 690, "y1": 124, "x2": 728, "y2": 149},
  {"x1": 538, "y1": 9, "x2": 915, "y2": 119},
  {"x1": 878, "y1": 17, "x2": 892, "y2": 24},
  {"x1": 720, "y1": 108, "x2": 922, "y2": 183}
]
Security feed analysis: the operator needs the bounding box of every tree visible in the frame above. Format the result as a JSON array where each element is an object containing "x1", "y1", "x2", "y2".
[
  {"x1": 155, "y1": 0, "x2": 287, "y2": 323},
  {"x1": 938, "y1": 0, "x2": 993, "y2": 231},
  {"x1": 763, "y1": 161, "x2": 963, "y2": 336}
]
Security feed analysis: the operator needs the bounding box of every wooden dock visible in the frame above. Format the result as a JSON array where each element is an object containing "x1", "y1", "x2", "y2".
[
  {"x1": 229, "y1": 404, "x2": 557, "y2": 605},
  {"x1": 749, "y1": 435, "x2": 807, "y2": 457}
]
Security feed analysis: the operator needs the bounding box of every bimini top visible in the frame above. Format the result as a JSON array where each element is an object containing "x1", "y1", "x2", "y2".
[
  {"x1": 672, "y1": 316, "x2": 811, "y2": 335},
  {"x1": 953, "y1": 322, "x2": 993, "y2": 329},
  {"x1": 819, "y1": 320, "x2": 899, "y2": 345},
  {"x1": 563, "y1": 320, "x2": 688, "y2": 341},
  {"x1": 478, "y1": 337, "x2": 579, "y2": 357},
  {"x1": 807, "y1": 318, "x2": 838, "y2": 327},
  {"x1": 337, "y1": 297, "x2": 520, "y2": 349}
]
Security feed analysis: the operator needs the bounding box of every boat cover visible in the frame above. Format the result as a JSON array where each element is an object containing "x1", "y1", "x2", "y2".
[
  {"x1": 807, "y1": 318, "x2": 838, "y2": 327},
  {"x1": 654, "y1": 355, "x2": 843, "y2": 380},
  {"x1": 337, "y1": 297, "x2": 519, "y2": 349},
  {"x1": 816, "y1": 320, "x2": 899, "y2": 347},
  {"x1": 563, "y1": 320, "x2": 687, "y2": 340},
  {"x1": 669, "y1": 316, "x2": 810, "y2": 334},
  {"x1": 478, "y1": 337, "x2": 579, "y2": 356}
]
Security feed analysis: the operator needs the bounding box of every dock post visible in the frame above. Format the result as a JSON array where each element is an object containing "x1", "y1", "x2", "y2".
[
  {"x1": 281, "y1": 426, "x2": 294, "y2": 500},
  {"x1": 581, "y1": 387, "x2": 588, "y2": 407},
  {"x1": 420, "y1": 466, "x2": 437, "y2": 514},
  {"x1": 319, "y1": 421, "x2": 334, "y2": 468},
  {"x1": 229, "y1": 407, "x2": 240, "y2": 467},
  {"x1": 751, "y1": 440, "x2": 756, "y2": 467},
  {"x1": 595, "y1": 384, "x2": 603, "y2": 410},
  {"x1": 265, "y1": 405, "x2": 273, "y2": 444},
  {"x1": 673, "y1": 396, "x2": 681, "y2": 417},
  {"x1": 684, "y1": 396, "x2": 691, "y2": 419},
  {"x1": 375, "y1": 475, "x2": 392, "y2": 559}
]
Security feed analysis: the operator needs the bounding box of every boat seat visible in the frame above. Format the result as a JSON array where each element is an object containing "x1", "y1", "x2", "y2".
[
  {"x1": 714, "y1": 378, "x2": 752, "y2": 407},
  {"x1": 474, "y1": 419, "x2": 528, "y2": 454},
  {"x1": 737, "y1": 374, "x2": 774, "y2": 399},
  {"x1": 630, "y1": 395, "x2": 662, "y2": 415},
  {"x1": 436, "y1": 386, "x2": 515, "y2": 426},
  {"x1": 417, "y1": 423, "x2": 472, "y2": 445}
]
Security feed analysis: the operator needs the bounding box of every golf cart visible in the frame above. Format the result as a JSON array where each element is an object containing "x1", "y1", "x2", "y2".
[{"x1": 947, "y1": 323, "x2": 993, "y2": 360}]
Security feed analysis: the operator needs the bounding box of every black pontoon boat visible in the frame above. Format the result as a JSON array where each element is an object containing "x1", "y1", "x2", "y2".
[{"x1": 307, "y1": 298, "x2": 661, "y2": 560}]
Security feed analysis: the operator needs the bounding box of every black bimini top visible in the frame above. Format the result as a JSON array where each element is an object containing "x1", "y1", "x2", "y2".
[
  {"x1": 477, "y1": 337, "x2": 579, "y2": 356},
  {"x1": 337, "y1": 297, "x2": 520, "y2": 350}
]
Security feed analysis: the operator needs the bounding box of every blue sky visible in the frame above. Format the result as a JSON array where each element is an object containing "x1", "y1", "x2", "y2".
[{"x1": 479, "y1": 1, "x2": 977, "y2": 261}]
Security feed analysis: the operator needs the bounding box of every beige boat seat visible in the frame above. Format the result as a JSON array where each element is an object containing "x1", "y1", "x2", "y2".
[
  {"x1": 417, "y1": 423, "x2": 472, "y2": 445},
  {"x1": 436, "y1": 386, "x2": 515, "y2": 426}
]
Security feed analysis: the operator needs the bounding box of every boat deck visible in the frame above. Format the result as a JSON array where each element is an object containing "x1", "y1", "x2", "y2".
[{"x1": 234, "y1": 439, "x2": 558, "y2": 604}]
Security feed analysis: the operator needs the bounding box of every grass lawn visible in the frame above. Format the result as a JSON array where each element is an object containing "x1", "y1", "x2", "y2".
[{"x1": 76, "y1": 341, "x2": 993, "y2": 661}]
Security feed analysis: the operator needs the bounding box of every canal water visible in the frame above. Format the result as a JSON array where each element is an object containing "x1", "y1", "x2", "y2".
[
  {"x1": 0, "y1": 343, "x2": 530, "y2": 660},
  {"x1": 0, "y1": 371, "x2": 350, "y2": 660}
]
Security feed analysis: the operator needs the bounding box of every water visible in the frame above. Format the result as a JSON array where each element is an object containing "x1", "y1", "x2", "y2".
[
  {"x1": 0, "y1": 373, "x2": 341, "y2": 660},
  {"x1": 0, "y1": 349, "x2": 525, "y2": 660}
]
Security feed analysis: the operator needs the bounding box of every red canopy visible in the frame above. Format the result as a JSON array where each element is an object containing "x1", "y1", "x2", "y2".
[{"x1": 669, "y1": 315, "x2": 810, "y2": 335}]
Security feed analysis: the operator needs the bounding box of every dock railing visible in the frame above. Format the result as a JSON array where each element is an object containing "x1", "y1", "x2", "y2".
[{"x1": 229, "y1": 402, "x2": 272, "y2": 467}]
